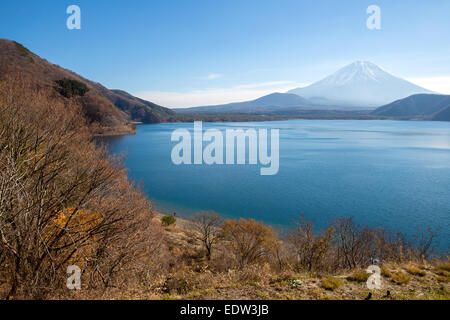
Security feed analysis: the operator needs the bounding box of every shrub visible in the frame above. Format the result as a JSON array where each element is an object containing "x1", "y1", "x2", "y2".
[
  {"x1": 346, "y1": 269, "x2": 370, "y2": 282},
  {"x1": 321, "y1": 277, "x2": 342, "y2": 291},
  {"x1": 162, "y1": 215, "x2": 176, "y2": 226},
  {"x1": 405, "y1": 265, "x2": 426, "y2": 277},
  {"x1": 54, "y1": 78, "x2": 90, "y2": 98},
  {"x1": 391, "y1": 271, "x2": 411, "y2": 285},
  {"x1": 221, "y1": 218, "x2": 279, "y2": 268}
]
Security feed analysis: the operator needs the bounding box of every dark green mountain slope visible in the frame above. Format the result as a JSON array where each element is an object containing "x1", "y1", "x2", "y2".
[{"x1": 372, "y1": 94, "x2": 450, "y2": 120}]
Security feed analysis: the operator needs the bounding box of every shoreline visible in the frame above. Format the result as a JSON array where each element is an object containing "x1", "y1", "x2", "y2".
[{"x1": 97, "y1": 117, "x2": 450, "y2": 137}]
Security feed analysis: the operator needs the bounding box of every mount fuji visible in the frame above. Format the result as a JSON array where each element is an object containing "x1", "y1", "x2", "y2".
[{"x1": 288, "y1": 61, "x2": 434, "y2": 107}]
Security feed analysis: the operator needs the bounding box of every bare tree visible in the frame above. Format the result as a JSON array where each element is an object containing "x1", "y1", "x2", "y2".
[
  {"x1": 221, "y1": 218, "x2": 279, "y2": 268},
  {"x1": 190, "y1": 211, "x2": 224, "y2": 260},
  {"x1": 332, "y1": 217, "x2": 378, "y2": 269},
  {"x1": 371, "y1": 228, "x2": 410, "y2": 262},
  {"x1": 415, "y1": 227, "x2": 438, "y2": 260},
  {"x1": 289, "y1": 215, "x2": 333, "y2": 271},
  {"x1": 0, "y1": 75, "x2": 158, "y2": 299}
]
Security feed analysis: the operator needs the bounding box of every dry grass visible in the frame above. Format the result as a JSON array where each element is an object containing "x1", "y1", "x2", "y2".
[
  {"x1": 433, "y1": 262, "x2": 450, "y2": 281},
  {"x1": 381, "y1": 265, "x2": 393, "y2": 278},
  {"x1": 435, "y1": 269, "x2": 450, "y2": 277},
  {"x1": 437, "y1": 262, "x2": 450, "y2": 272},
  {"x1": 405, "y1": 265, "x2": 426, "y2": 277},
  {"x1": 346, "y1": 269, "x2": 370, "y2": 283},
  {"x1": 391, "y1": 271, "x2": 411, "y2": 285},
  {"x1": 321, "y1": 277, "x2": 342, "y2": 291},
  {"x1": 436, "y1": 276, "x2": 449, "y2": 283}
]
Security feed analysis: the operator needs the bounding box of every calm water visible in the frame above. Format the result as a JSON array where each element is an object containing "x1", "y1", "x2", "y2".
[{"x1": 102, "y1": 120, "x2": 450, "y2": 250}]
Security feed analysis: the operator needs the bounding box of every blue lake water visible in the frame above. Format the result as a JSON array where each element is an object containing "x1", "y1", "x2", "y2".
[{"x1": 102, "y1": 120, "x2": 450, "y2": 250}]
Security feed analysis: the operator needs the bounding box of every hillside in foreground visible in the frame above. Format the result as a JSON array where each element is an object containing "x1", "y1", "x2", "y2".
[{"x1": 59, "y1": 214, "x2": 450, "y2": 301}]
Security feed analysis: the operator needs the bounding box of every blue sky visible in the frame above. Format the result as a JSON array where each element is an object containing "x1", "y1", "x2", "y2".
[{"x1": 1, "y1": 0, "x2": 450, "y2": 107}]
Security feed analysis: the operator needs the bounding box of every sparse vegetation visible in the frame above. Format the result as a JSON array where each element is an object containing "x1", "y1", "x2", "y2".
[{"x1": 13, "y1": 41, "x2": 31, "y2": 56}]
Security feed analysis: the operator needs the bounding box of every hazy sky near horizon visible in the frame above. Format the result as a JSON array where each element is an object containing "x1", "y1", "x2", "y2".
[{"x1": 1, "y1": 0, "x2": 450, "y2": 108}]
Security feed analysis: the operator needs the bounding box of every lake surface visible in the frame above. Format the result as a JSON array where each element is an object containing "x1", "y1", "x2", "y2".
[{"x1": 102, "y1": 120, "x2": 450, "y2": 250}]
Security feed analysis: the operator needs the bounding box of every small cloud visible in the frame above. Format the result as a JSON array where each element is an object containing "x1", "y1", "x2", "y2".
[
  {"x1": 206, "y1": 73, "x2": 222, "y2": 80},
  {"x1": 234, "y1": 81, "x2": 296, "y2": 89},
  {"x1": 201, "y1": 73, "x2": 222, "y2": 80}
]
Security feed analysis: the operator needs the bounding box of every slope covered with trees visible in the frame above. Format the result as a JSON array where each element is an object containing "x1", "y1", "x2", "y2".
[
  {"x1": 372, "y1": 94, "x2": 450, "y2": 120},
  {"x1": 0, "y1": 39, "x2": 175, "y2": 134},
  {"x1": 0, "y1": 76, "x2": 164, "y2": 299}
]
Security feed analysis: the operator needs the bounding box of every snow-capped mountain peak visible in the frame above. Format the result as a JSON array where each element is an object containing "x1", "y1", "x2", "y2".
[
  {"x1": 317, "y1": 61, "x2": 393, "y2": 86},
  {"x1": 288, "y1": 61, "x2": 433, "y2": 107}
]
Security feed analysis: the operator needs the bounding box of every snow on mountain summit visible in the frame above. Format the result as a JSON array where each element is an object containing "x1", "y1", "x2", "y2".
[
  {"x1": 288, "y1": 61, "x2": 433, "y2": 107},
  {"x1": 318, "y1": 61, "x2": 391, "y2": 86}
]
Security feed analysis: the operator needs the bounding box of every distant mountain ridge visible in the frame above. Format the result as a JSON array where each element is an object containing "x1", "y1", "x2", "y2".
[
  {"x1": 176, "y1": 92, "x2": 317, "y2": 114},
  {"x1": 0, "y1": 39, "x2": 174, "y2": 134},
  {"x1": 288, "y1": 61, "x2": 433, "y2": 107},
  {"x1": 372, "y1": 94, "x2": 450, "y2": 121}
]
